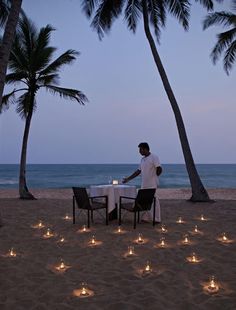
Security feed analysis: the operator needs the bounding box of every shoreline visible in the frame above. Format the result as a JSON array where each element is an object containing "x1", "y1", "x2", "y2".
[{"x1": 0, "y1": 187, "x2": 236, "y2": 200}]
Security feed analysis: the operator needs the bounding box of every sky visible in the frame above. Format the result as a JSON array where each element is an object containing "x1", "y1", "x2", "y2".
[{"x1": 0, "y1": 0, "x2": 235, "y2": 164}]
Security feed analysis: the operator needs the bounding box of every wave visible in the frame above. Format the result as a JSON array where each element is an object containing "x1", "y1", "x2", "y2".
[{"x1": 0, "y1": 179, "x2": 18, "y2": 185}]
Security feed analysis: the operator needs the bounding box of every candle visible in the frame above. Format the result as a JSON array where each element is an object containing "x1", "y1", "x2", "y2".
[
  {"x1": 207, "y1": 276, "x2": 219, "y2": 293},
  {"x1": 177, "y1": 217, "x2": 183, "y2": 224},
  {"x1": 161, "y1": 224, "x2": 167, "y2": 233},
  {"x1": 117, "y1": 226, "x2": 122, "y2": 233},
  {"x1": 137, "y1": 233, "x2": 144, "y2": 243},
  {"x1": 9, "y1": 247, "x2": 16, "y2": 257},
  {"x1": 59, "y1": 259, "x2": 65, "y2": 270},
  {"x1": 60, "y1": 236, "x2": 65, "y2": 243},
  {"x1": 128, "y1": 246, "x2": 134, "y2": 255},
  {"x1": 200, "y1": 214, "x2": 205, "y2": 221},
  {"x1": 183, "y1": 234, "x2": 189, "y2": 244},
  {"x1": 91, "y1": 235, "x2": 96, "y2": 245},
  {"x1": 80, "y1": 282, "x2": 89, "y2": 296},
  {"x1": 38, "y1": 220, "x2": 43, "y2": 228},
  {"x1": 65, "y1": 214, "x2": 69, "y2": 220},
  {"x1": 46, "y1": 228, "x2": 52, "y2": 236},
  {"x1": 222, "y1": 232, "x2": 228, "y2": 242},
  {"x1": 160, "y1": 237, "x2": 165, "y2": 248},
  {"x1": 82, "y1": 225, "x2": 87, "y2": 232},
  {"x1": 144, "y1": 261, "x2": 152, "y2": 273},
  {"x1": 194, "y1": 225, "x2": 198, "y2": 233}
]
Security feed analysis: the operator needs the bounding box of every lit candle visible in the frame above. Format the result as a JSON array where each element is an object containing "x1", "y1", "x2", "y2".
[
  {"x1": 183, "y1": 234, "x2": 189, "y2": 244},
  {"x1": 144, "y1": 261, "x2": 151, "y2": 273},
  {"x1": 117, "y1": 226, "x2": 122, "y2": 233},
  {"x1": 91, "y1": 235, "x2": 96, "y2": 245},
  {"x1": 59, "y1": 259, "x2": 65, "y2": 270},
  {"x1": 38, "y1": 220, "x2": 43, "y2": 228},
  {"x1": 200, "y1": 214, "x2": 205, "y2": 221},
  {"x1": 207, "y1": 276, "x2": 219, "y2": 293},
  {"x1": 222, "y1": 232, "x2": 228, "y2": 242},
  {"x1": 161, "y1": 224, "x2": 167, "y2": 233},
  {"x1": 9, "y1": 247, "x2": 16, "y2": 257},
  {"x1": 160, "y1": 237, "x2": 165, "y2": 248},
  {"x1": 65, "y1": 214, "x2": 69, "y2": 220},
  {"x1": 194, "y1": 225, "x2": 198, "y2": 233},
  {"x1": 46, "y1": 228, "x2": 52, "y2": 236},
  {"x1": 137, "y1": 233, "x2": 144, "y2": 243},
  {"x1": 177, "y1": 217, "x2": 183, "y2": 223},
  {"x1": 60, "y1": 236, "x2": 65, "y2": 243},
  {"x1": 80, "y1": 282, "x2": 89, "y2": 296},
  {"x1": 191, "y1": 252, "x2": 197, "y2": 263},
  {"x1": 128, "y1": 246, "x2": 134, "y2": 255},
  {"x1": 82, "y1": 225, "x2": 87, "y2": 232}
]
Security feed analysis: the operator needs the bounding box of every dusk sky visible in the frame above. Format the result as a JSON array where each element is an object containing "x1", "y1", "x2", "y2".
[{"x1": 0, "y1": 0, "x2": 235, "y2": 164}]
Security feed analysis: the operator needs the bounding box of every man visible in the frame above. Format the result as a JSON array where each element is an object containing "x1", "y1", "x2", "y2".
[{"x1": 122, "y1": 142, "x2": 162, "y2": 223}]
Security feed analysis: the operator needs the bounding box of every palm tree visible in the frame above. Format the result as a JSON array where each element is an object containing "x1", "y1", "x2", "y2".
[
  {"x1": 203, "y1": 0, "x2": 236, "y2": 74},
  {"x1": 0, "y1": 14, "x2": 88, "y2": 199},
  {"x1": 81, "y1": 0, "x2": 221, "y2": 201},
  {"x1": 0, "y1": 0, "x2": 22, "y2": 105}
]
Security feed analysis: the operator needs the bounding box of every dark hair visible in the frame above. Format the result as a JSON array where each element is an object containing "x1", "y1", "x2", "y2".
[{"x1": 138, "y1": 142, "x2": 150, "y2": 151}]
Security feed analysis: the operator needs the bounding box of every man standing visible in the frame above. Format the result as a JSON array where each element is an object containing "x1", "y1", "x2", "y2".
[{"x1": 122, "y1": 142, "x2": 162, "y2": 223}]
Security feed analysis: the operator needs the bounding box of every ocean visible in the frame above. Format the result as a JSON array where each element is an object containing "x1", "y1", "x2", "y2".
[{"x1": 0, "y1": 164, "x2": 236, "y2": 189}]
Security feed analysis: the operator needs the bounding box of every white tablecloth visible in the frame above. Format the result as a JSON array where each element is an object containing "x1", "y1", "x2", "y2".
[{"x1": 90, "y1": 184, "x2": 137, "y2": 213}]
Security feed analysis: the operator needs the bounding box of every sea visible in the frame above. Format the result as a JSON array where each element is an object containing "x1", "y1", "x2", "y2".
[{"x1": 0, "y1": 164, "x2": 236, "y2": 189}]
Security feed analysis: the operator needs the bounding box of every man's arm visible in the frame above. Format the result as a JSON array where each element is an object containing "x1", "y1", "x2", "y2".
[
  {"x1": 156, "y1": 166, "x2": 162, "y2": 176},
  {"x1": 122, "y1": 169, "x2": 141, "y2": 183}
]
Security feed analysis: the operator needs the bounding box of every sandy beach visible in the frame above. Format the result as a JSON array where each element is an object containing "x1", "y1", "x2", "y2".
[{"x1": 0, "y1": 188, "x2": 236, "y2": 309}]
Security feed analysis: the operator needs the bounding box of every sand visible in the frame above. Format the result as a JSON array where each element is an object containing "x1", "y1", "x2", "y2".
[{"x1": 0, "y1": 189, "x2": 236, "y2": 309}]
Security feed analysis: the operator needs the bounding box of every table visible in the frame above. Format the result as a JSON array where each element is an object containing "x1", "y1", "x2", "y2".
[{"x1": 90, "y1": 184, "x2": 137, "y2": 215}]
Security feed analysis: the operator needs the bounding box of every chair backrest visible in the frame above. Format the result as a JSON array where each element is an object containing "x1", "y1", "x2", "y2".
[
  {"x1": 134, "y1": 188, "x2": 156, "y2": 211},
  {"x1": 72, "y1": 187, "x2": 91, "y2": 209}
]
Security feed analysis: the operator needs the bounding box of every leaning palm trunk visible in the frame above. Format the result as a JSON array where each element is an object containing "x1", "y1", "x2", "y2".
[
  {"x1": 19, "y1": 108, "x2": 35, "y2": 199},
  {"x1": 142, "y1": 0, "x2": 210, "y2": 202},
  {"x1": 0, "y1": 0, "x2": 22, "y2": 105}
]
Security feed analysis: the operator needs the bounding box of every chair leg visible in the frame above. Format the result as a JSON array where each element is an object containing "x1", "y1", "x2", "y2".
[
  {"x1": 106, "y1": 207, "x2": 108, "y2": 225},
  {"x1": 91, "y1": 210, "x2": 94, "y2": 223},
  {"x1": 119, "y1": 206, "x2": 122, "y2": 226},
  {"x1": 73, "y1": 197, "x2": 75, "y2": 224},
  {"x1": 87, "y1": 210, "x2": 90, "y2": 228},
  {"x1": 134, "y1": 212, "x2": 137, "y2": 229}
]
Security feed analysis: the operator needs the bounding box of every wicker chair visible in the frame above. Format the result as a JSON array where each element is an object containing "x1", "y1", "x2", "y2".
[
  {"x1": 72, "y1": 187, "x2": 108, "y2": 228},
  {"x1": 119, "y1": 188, "x2": 156, "y2": 229}
]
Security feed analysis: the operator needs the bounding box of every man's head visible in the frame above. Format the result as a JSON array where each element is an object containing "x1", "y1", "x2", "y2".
[{"x1": 138, "y1": 142, "x2": 150, "y2": 156}]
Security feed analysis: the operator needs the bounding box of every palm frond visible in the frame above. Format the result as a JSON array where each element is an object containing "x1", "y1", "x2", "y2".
[
  {"x1": 124, "y1": 0, "x2": 142, "y2": 33},
  {"x1": 210, "y1": 28, "x2": 236, "y2": 63},
  {"x1": 0, "y1": 90, "x2": 16, "y2": 113},
  {"x1": 166, "y1": 0, "x2": 190, "y2": 30},
  {"x1": 5, "y1": 72, "x2": 28, "y2": 84},
  {"x1": 16, "y1": 91, "x2": 35, "y2": 119},
  {"x1": 148, "y1": 0, "x2": 166, "y2": 42},
  {"x1": 44, "y1": 85, "x2": 88, "y2": 105},
  {"x1": 223, "y1": 39, "x2": 236, "y2": 74},
  {"x1": 38, "y1": 49, "x2": 79, "y2": 77},
  {"x1": 203, "y1": 12, "x2": 236, "y2": 30},
  {"x1": 37, "y1": 74, "x2": 60, "y2": 86},
  {"x1": 81, "y1": 0, "x2": 98, "y2": 17},
  {"x1": 91, "y1": 0, "x2": 124, "y2": 39},
  {"x1": 0, "y1": 0, "x2": 10, "y2": 27}
]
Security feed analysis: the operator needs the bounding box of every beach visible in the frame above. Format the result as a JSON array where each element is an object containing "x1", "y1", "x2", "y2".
[{"x1": 0, "y1": 188, "x2": 236, "y2": 309}]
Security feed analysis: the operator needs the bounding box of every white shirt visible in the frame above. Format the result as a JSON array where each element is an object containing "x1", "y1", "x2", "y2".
[{"x1": 139, "y1": 153, "x2": 161, "y2": 189}]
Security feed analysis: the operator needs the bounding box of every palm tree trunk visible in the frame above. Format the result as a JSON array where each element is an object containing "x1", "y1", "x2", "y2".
[
  {"x1": 0, "y1": 0, "x2": 22, "y2": 105},
  {"x1": 142, "y1": 0, "x2": 210, "y2": 202},
  {"x1": 19, "y1": 108, "x2": 35, "y2": 199}
]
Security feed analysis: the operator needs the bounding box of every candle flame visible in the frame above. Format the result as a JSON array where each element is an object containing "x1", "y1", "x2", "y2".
[
  {"x1": 200, "y1": 214, "x2": 205, "y2": 221},
  {"x1": 91, "y1": 236, "x2": 96, "y2": 244},
  {"x1": 138, "y1": 233, "x2": 143, "y2": 243},
  {"x1": 9, "y1": 248, "x2": 16, "y2": 257},
  {"x1": 118, "y1": 226, "x2": 121, "y2": 233},
  {"x1": 82, "y1": 225, "x2": 87, "y2": 232},
  {"x1": 160, "y1": 237, "x2": 165, "y2": 247},
  {"x1": 177, "y1": 217, "x2": 183, "y2": 223},
  {"x1": 60, "y1": 261, "x2": 65, "y2": 269},
  {"x1": 183, "y1": 235, "x2": 189, "y2": 244},
  {"x1": 194, "y1": 225, "x2": 198, "y2": 232},
  {"x1": 222, "y1": 233, "x2": 228, "y2": 241},
  {"x1": 128, "y1": 246, "x2": 134, "y2": 255},
  {"x1": 145, "y1": 261, "x2": 151, "y2": 272}
]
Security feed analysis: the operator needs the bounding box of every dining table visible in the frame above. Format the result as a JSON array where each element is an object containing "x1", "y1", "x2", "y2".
[{"x1": 89, "y1": 184, "x2": 137, "y2": 219}]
